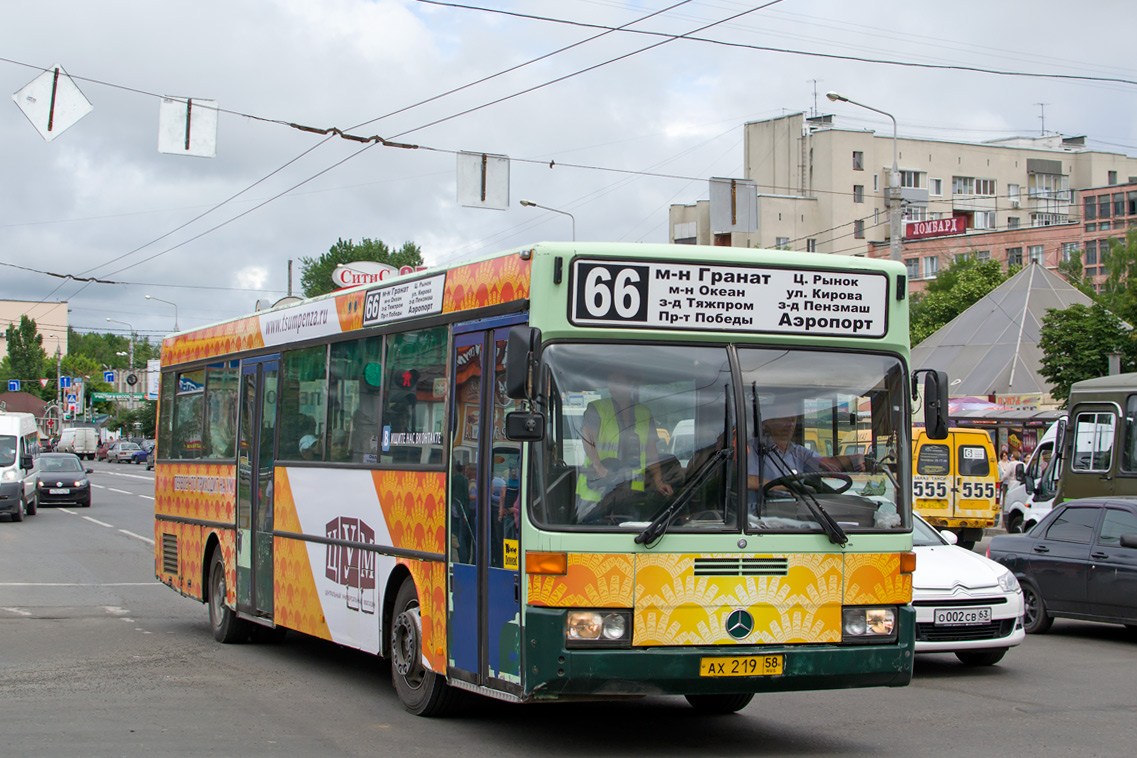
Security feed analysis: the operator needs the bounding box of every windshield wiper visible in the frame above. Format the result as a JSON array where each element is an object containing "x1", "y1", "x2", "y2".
[
  {"x1": 760, "y1": 443, "x2": 848, "y2": 547},
  {"x1": 635, "y1": 446, "x2": 734, "y2": 547}
]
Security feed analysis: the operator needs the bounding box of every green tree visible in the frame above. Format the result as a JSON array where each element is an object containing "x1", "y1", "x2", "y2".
[
  {"x1": 1098, "y1": 228, "x2": 1137, "y2": 326},
  {"x1": 67, "y1": 328, "x2": 157, "y2": 371},
  {"x1": 0, "y1": 316, "x2": 51, "y2": 399},
  {"x1": 110, "y1": 400, "x2": 156, "y2": 437},
  {"x1": 299, "y1": 238, "x2": 424, "y2": 298},
  {"x1": 909, "y1": 257, "x2": 1012, "y2": 346},
  {"x1": 1038, "y1": 302, "x2": 1137, "y2": 405}
]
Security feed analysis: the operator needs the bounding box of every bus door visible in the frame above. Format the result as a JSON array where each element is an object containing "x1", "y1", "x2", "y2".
[
  {"x1": 1065, "y1": 404, "x2": 1119, "y2": 499},
  {"x1": 448, "y1": 318, "x2": 523, "y2": 692},
  {"x1": 236, "y1": 355, "x2": 280, "y2": 620}
]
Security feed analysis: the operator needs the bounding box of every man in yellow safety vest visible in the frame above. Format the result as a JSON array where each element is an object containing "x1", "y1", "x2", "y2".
[{"x1": 576, "y1": 370, "x2": 673, "y2": 523}]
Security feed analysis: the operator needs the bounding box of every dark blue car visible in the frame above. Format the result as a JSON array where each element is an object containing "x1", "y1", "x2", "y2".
[{"x1": 987, "y1": 498, "x2": 1137, "y2": 634}]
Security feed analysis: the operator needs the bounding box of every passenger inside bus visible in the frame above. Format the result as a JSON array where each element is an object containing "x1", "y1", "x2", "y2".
[{"x1": 576, "y1": 367, "x2": 675, "y2": 524}]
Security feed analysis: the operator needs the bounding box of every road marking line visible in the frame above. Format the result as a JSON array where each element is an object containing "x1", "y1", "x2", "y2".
[
  {"x1": 91, "y1": 484, "x2": 106, "y2": 489},
  {"x1": 100, "y1": 471, "x2": 153, "y2": 482},
  {"x1": 119, "y1": 529, "x2": 155, "y2": 545},
  {"x1": 140, "y1": 495, "x2": 155, "y2": 501},
  {"x1": 1, "y1": 607, "x2": 33, "y2": 616},
  {"x1": 83, "y1": 516, "x2": 114, "y2": 528},
  {"x1": 108, "y1": 488, "x2": 132, "y2": 495},
  {"x1": 58, "y1": 508, "x2": 76, "y2": 515}
]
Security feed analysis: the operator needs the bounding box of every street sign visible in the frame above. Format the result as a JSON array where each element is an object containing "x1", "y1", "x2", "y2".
[
  {"x1": 104, "y1": 371, "x2": 115, "y2": 383},
  {"x1": 126, "y1": 374, "x2": 138, "y2": 386},
  {"x1": 7, "y1": 380, "x2": 18, "y2": 392},
  {"x1": 60, "y1": 376, "x2": 72, "y2": 388},
  {"x1": 93, "y1": 392, "x2": 145, "y2": 401}
]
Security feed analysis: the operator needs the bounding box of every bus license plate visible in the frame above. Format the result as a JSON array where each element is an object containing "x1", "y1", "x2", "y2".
[
  {"x1": 933, "y1": 607, "x2": 992, "y2": 626},
  {"x1": 699, "y1": 655, "x2": 783, "y2": 677}
]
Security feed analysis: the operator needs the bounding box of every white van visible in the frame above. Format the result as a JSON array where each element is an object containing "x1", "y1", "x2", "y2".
[
  {"x1": 57, "y1": 426, "x2": 98, "y2": 460},
  {"x1": 1002, "y1": 422, "x2": 1057, "y2": 533},
  {"x1": 0, "y1": 411, "x2": 41, "y2": 521}
]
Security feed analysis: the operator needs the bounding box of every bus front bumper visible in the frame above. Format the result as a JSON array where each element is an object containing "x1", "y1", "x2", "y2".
[{"x1": 523, "y1": 606, "x2": 914, "y2": 699}]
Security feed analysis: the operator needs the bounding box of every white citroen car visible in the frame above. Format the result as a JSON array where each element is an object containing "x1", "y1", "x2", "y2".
[{"x1": 911, "y1": 513, "x2": 1025, "y2": 666}]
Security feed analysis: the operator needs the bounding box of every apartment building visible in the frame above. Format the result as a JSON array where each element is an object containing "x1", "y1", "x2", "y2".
[
  {"x1": 670, "y1": 112, "x2": 1137, "y2": 258},
  {"x1": 866, "y1": 181, "x2": 1137, "y2": 294}
]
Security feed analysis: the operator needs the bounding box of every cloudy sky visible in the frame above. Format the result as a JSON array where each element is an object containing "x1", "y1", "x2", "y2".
[{"x1": 2, "y1": 0, "x2": 1134, "y2": 343}]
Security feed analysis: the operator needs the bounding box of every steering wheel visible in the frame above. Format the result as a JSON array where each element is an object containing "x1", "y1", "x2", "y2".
[{"x1": 761, "y1": 471, "x2": 853, "y2": 497}]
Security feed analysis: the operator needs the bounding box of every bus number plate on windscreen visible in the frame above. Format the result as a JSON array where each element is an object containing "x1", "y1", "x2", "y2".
[
  {"x1": 699, "y1": 655, "x2": 783, "y2": 677},
  {"x1": 569, "y1": 259, "x2": 888, "y2": 337}
]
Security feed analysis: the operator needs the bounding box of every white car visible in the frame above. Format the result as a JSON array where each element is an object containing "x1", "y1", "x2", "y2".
[{"x1": 911, "y1": 514, "x2": 1025, "y2": 666}]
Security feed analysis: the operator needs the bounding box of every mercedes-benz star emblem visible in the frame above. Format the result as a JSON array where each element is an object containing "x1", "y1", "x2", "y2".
[{"x1": 725, "y1": 609, "x2": 754, "y2": 640}]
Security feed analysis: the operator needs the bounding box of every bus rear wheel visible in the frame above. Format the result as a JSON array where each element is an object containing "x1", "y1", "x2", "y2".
[
  {"x1": 684, "y1": 693, "x2": 754, "y2": 714},
  {"x1": 390, "y1": 577, "x2": 457, "y2": 717},
  {"x1": 209, "y1": 549, "x2": 251, "y2": 643}
]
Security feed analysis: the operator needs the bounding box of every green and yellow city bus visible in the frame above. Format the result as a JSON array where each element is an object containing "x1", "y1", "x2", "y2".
[{"x1": 153, "y1": 241, "x2": 946, "y2": 716}]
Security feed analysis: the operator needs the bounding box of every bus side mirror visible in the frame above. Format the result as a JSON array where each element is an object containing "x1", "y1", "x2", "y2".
[
  {"x1": 505, "y1": 411, "x2": 545, "y2": 442},
  {"x1": 1024, "y1": 474, "x2": 1035, "y2": 495},
  {"x1": 1054, "y1": 418, "x2": 1067, "y2": 458},
  {"x1": 913, "y1": 369, "x2": 949, "y2": 440},
  {"x1": 20, "y1": 455, "x2": 33, "y2": 470},
  {"x1": 1014, "y1": 462, "x2": 1025, "y2": 483}
]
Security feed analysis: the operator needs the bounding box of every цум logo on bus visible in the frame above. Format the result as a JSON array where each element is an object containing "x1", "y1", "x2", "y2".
[{"x1": 325, "y1": 517, "x2": 377, "y2": 614}]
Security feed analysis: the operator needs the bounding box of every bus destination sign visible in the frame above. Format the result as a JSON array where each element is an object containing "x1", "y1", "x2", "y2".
[
  {"x1": 569, "y1": 259, "x2": 888, "y2": 338},
  {"x1": 363, "y1": 274, "x2": 446, "y2": 327}
]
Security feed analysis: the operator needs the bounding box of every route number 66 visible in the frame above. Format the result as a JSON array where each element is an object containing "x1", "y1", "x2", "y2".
[{"x1": 574, "y1": 262, "x2": 649, "y2": 322}]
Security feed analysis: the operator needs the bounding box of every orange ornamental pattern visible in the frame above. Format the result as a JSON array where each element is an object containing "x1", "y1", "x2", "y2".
[
  {"x1": 398, "y1": 558, "x2": 447, "y2": 673},
  {"x1": 373, "y1": 470, "x2": 448, "y2": 672},
  {"x1": 154, "y1": 463, "x2": 237, "y2": 524},
  {"x1": 162, "y1": 315, "x2": 264, "y2": 367},
  {"x1": 443, "y1": 255, "x2": 530, "y2": 314},
  {"x1": 273, "y1": 469, "x2": 332, "y2": 641},
  {"x1": 527, "y1": 554, "x2": 635, "y2": 608},
  {"x1": 633, "y1": 554, "x2": 845, "y2": 646},
  {"x1": 153, "y1": 520, "x2": 234, "y2": 606},
  {"x1": 843, "y1": 552, "x2": 912, "y2": 605}
]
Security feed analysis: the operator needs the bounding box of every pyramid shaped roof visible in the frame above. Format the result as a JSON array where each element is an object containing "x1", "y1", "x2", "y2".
[{"x1": 910, "y1": 262, "x2": 1094, "y2": 396}]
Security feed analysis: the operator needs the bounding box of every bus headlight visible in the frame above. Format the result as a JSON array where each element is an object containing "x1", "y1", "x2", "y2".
[
  {"x1": 842, "y1": 607, "x2": 897, "y2": 643},
  {"x1": 1, "y1": 469, "x2": 18, "y2": 482},
  {"x1": 565, "y1": 610, "x2": 632, "y2": 647}
]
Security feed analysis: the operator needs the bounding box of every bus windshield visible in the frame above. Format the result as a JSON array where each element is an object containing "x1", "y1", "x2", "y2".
[{"x1": 530, "y1": 343, "x2": 908, "y2": 534}]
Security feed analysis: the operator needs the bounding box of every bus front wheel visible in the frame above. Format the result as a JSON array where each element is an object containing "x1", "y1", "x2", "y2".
[
  {"x1": 390, "y1": 578, "x2": 458, "y2": 716},
  {"x1": 684, "y1": 693, "x2": 754, "y2": 714}
]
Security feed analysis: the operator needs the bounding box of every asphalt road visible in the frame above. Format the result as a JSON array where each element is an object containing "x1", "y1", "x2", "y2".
[{"x1": 1, "y1": 461, "x2": 1135, "y2": 757}]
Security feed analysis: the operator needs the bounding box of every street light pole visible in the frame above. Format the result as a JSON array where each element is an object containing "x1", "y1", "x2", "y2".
[
  {"x1": 827, "y1": 91, "x2": 903, "y2": 263},
  {"x1": 520, "y1": 199, "x2": 576, "y2": 241},
  {"x1": 106, "y1": 318, "x2": 134, "y2": 372},
  {"x1": 145, "y1": 294, "x2": 179, "y2": 331}
]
